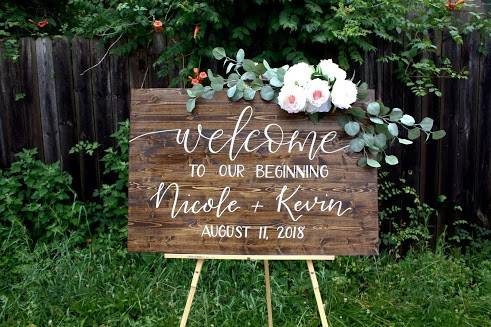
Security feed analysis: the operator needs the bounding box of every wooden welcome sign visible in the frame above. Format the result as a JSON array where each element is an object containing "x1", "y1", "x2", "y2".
[{"x1": 128, "y1": 89, "x2": 378, "y2": 257}]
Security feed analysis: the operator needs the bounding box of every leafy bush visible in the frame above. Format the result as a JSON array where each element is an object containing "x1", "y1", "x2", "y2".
[
  {"x1": 0, "y1": 149, "x2": 90, "y2": 244},
  {"x1": 2, "y1": 1, "x2": 491, "y2": 95}
]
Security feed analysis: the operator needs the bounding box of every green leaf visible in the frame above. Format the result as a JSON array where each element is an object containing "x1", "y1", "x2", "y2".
[
  {"x1": 243, "y1": 87, "x2": 256, "y2": 101},
  {"x1": 420, "y1": 117, "x2": 434, "y2": 132},
  {"x1": 231, "y1": 90, "x2": 244, "y2": 102},
  {"x1": 398, "y1": 138, "x2": 413, "y2": 145},
  {"x1": 211, "y1": 81, "x2": 224, "y2": 91},
  {"x1": 242, "y1": 59, "x2": 256, "y2": 72},
  {"x1": 389, "y1": 108, "x2": 403, "y2": 121},
  {"x1": 236, "y1": 49, "x2": 245, "y2": 63},
  {"x1": 227, "y1": 73, "x2": 240, "y2": 87},
  {"x1": 350, "y1": 138, "x2": 365, "y2": 152},
  {"x1": 380, "y1": 105, "x2": 391, "y2": 116},
  {"x1": 212, "y1": 47, "x2": 226, "y2": 60},
  {"x1": 349, "y1": 107, "x2": 366, "y2": 119},
  {"x1": 357, "y1": 157, "x2": 367, "y2": 167},
  {"x1": 400, "y1": 114, "x2": 415, "y2": 126},
  {"x1": 369, "y1": 117, "x2": 384, "y2": 125},
  {"x1": 374, "y1": 133, "x2": 387, "y2": 149},
  {"x1": 344, "y1": 121, "x2": 361, "y2": 136},
  {"x1": 385, "y1": 155, "x2": 399, "y2": 165},
  {"x1": 408, "y1": 128, "x2": 421, "y2": 140},
  {"x1": 251, "y1": 78, "x2": 264, "y2": 91},
  {"x1": 432, "y1": 130, "x2": 446, "y2": 140},
  {"x1": 227, "y1": 85, "x2": 237, "y2": 98},
  {"x1": 226, "y1": 62, "x2": 235, "y2": 74},
  {"x1": 388, "y1": 123, "x2": 399, "y2": 137},
  {"x1": 367, "y1": 158, "x2": 381, "y2": 168},
  {"x1": 201, "y1": 86, "x2": 215, "y2": 100},
  {"x1": 270, "y1": 76, "x2": 283, "y2": 87},
  {"x1": 260, "y1": 85, "x2": 275, "y2": 101},
  {"x1": 336, "y1": 115, "x2": 350, "y2": 128},
  {"x1": 186, "y1": 98, "x2": 196, "y2": 112},
  {"x1": 367, "y1": 102, "x2": 381, "y2": 116}
]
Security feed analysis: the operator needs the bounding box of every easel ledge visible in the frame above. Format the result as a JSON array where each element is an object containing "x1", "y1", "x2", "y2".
[
  {"x1": 171, "y1": 253, "x2": 334, "y2": 327},
  {"x1": 164, "y1": 253, "x2": 335, "y2": 261}
]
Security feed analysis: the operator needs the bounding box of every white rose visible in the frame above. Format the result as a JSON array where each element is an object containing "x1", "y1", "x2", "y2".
[
  {"x1": 318, "y1": 59, "x2": 347, "y2": 82},
  {"x1": 278, "y1": 84, "x2": 307, "y2": 113},
  {"x1": 305, "y1": 79, "x2": 331, "y2": 113},
  {"x1": 331, "y1": 79, "x2": 358, "y2": 109},
  {"x1": 283, "y1": 62, "x2": 314, "y2": 87}
]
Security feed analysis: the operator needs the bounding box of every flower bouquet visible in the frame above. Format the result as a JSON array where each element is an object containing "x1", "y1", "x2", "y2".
[{"x1": 186, "y1": 48, "x2": 445, "y2": 168}]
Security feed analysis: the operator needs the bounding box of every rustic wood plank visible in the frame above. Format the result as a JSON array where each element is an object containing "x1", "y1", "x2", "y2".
[
  {"x1": 129, "y1": 89, "x2": 378, "y2": 256},
  {"x1": 110, "y1": 53, "x2": 130, "y2": 124},
  {"x1": 0, "y1": 43, "x2": 11, "y2": 166},
  {"x1": 20, "y1": 38, "x2": 44, "y2": 157},
  {"x1": 53, "y1": 37, "x2": 81, "y2": 191},
  {"x1": 36, "y1": 37, "x2": 60, "y2": 163},
  {"x1": 71, "y1": 37, "x2": 100, "y2": 198}
]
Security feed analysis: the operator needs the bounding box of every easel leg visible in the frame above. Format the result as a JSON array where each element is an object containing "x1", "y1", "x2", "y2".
[
  {"x1": 306, "y1": 260, "x2": 329, "y2": 327},
  {"x1": 264, "y1": 260, "x2": 273, "y2": 327},
  {"x1": 180, "y1": 259, "x2": 204, "y2": 327}
]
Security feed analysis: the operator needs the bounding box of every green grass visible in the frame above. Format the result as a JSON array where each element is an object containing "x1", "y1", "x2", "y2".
[{"x1": 1, "y1": 232, "x2": 490, "y2": 327}]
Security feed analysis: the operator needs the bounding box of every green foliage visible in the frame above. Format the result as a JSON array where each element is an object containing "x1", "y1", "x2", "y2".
[
  {"x1": 378, "y1": 172, "x2": 436, "y2": 254},
  {"x1": 343, "y1": 100, "x2": 444, "y2": 168},
  {"x1": 2, "y1": 1, "x2": 491, "y2": 95},
  {"x1": 0, "y1": 149, "x2": 89, "y2": 244}
]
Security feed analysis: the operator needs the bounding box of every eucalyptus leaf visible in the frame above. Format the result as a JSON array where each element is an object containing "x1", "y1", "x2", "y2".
[
  {"x1": 227, "y1": 85, "x2": 237, "y2": 98},
  {"x1": 400, "y1": 114, "x2": 415, "y2": 126},
  {"x1": 398, "y1": 138, "x2": 413, "y2": 145},
  {"x1": 336, "y1": 115, "x2": 350, "y2": 129},
  {"x1": 200, "y1": 86, "x2": 215, "y2": 100},
  {"x1": 380, "y1": 105, "x2": 391, "y2": 116},
  {"x1": 357, "y1": 157, "x2": 367, "y2": 167},
  {"x1": 241, "y1": 71, "x2": 256, "y2": 81},
  {"x1": 236, "y1": 49, "x2": 245, "y2": 63},
  {"x1": 270, "y1": 76, "x2": 283, "y2": 87},
  {"x1": 420, "y1": 117, "x2": 434, "y2": 132},
  {"x1": 367, "y1": 158, "x2": 381, "y2": 168},
  {"x1": 251, "y1": 78, "x2": 264, "y2": 91},
  {"x1": 350, "y1": 138, "x2": 365, "y2": 152},
  {"x1": 260, "y1": 85, "x2": 275, "y2": 101},
  {"x1": 231, "y1": 90, "x2": 244, "y2": 102},
  {"x1": 388, "y1": 123, "x2": 399, "y2": 137},
  {"x1": 432, "y1": 130, "x2": 446, "y2": 140},
  {"x1": 367, "y1": 102, "x2": 381, "y2": 116},
  {"x1": 349, "y1": 107, "x2": 366, "y2": 119},
  {"x1": 226, "y1": 62, "x2": 235, "y2": 74},
  {"x1": 243, "y1": 87, "x2": 256, "y2": 100},
  {"x1": 385, "y1": 155, "x2": 399, "y2": 165},
  {"x1": 226, "y1": 73, "x2": 240, "y2": 87},
  {"x1": 242, "y1": 59, "x2": 256, "y2": 72},
  {"x1": 212, "y1": 47, "x2": 226, "y2": 60},
  {"x1": 186, "y1": 98, "x2": 196, "y2": 112},
  {"x1": 408, "y1": 128, "x2": 421, "y2": 140},
  {"x1": 369, "y1": 117, "x2": 384, "y2": 125},
  {"x1": 344, "y1": 121, "x2": 361, "y2": 136},
  {"x1": 374, "y1": 133, "x2": 387, "y2": 149},
  {"x1": 263, "y1": 59, "x2": 271, "y2": 70},
  {"x1": 389, "y1": 108, "x2": 403, "y2": 121}
]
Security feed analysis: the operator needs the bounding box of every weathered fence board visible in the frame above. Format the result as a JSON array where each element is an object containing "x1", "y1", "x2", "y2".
[{"x1": 0, "y1": 35, "x2": 490, "y2": 233}]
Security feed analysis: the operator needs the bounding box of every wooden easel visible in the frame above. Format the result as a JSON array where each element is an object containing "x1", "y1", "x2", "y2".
[{"x1": 165, "y1": 254, "x2": 335, "y2": 327}]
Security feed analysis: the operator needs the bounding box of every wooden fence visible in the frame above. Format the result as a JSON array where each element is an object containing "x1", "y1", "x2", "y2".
[{"x1": 0, "y1": 35, "x2": 490, "y2": 230}]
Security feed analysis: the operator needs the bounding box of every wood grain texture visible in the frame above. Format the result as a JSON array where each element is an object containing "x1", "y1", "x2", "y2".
[{"x1": 129, "y1": 89, "x2": 378, "y2": 256}]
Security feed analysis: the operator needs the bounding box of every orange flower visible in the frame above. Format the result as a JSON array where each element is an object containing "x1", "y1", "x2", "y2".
[
  {"x1": 446, "y1": 0, "x2": 464, "y2": 10},
  {"x1": 188, "y1": 67, "x2": 207, "y2": 85},
  {"x1": 28, "y1": 19, "x2": 48, "y2": 28},
  {"x1": 193, "y1": 24, "x2": 200, "y2": 39},
  {"x1": 153, "y1": 20, "x2": 164, "y2": 32}
]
